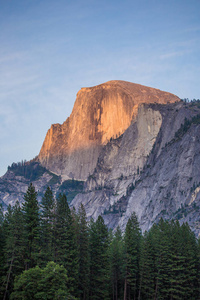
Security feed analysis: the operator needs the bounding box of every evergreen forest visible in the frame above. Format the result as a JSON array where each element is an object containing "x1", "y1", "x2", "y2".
[{"x1": 0, "y1": 183, "x2": 200, "y2": 300}]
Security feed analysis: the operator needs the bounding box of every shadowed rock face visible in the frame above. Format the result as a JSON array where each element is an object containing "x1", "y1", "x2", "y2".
[
  {"x1": 71, "y1": 101, "x2": 200, "y2": 236},
  {"x1": 38, "y1": 81, "x2": 179, "y2": 180}
]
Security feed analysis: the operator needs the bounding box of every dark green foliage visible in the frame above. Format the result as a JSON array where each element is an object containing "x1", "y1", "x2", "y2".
[
  {"x1": 0, "y1": 186, "x2": 200, "y2": 300},
  {"x1": 124, "y1": 212, "x2": 141, "y2": 300},
  {"x1": 2, "y1": 202, "x2": 26, "y2": 300},
  {"x1": 154, "y1": 219, "x2": 172, "y2": 299},
  {"x1": 47, "y1": 174, "x2": 61, "y2": 185},
  {"x1": 8, "y1": 161, "x2": 47, "y2": 181},
  {"x1": 58, "y1": 179, "x2": 84, "y2": 190},
  {"x1": 22, "y1": 183, "x2": 40, "y2": 269},
  {"x1": 188, "y1": 98, "x2": 200, "y2": 108},
  {"x1": 175, "y1": 117, "x2": 192, "y2": 138},
  {"x1": 54, "y1": 193, "x2": 79, "y2": 296},
  {"x1": 7, "y1": 161, "x2": 60, "y2": 185},
  {"x1": 109, "y1": 226, "x2": 125, "y2": 300},
  {"x1": 174, "y1": 115, "x2": 200, "y2": 140},
  {"x1": 10, "y1": 265, "x2": 41, "y2": 300},
  {"x1": 40, "y1": 187, "x2": 55, "y2": 266},
  {"x1": 10, "y1": 261, "x2": 74, "y2": 300},
  {"x1": 139, "y1": 228, "x2": 157, "y2": 299},
  {"x1": 57, "y1": 179, "x2": 84, "y2": 203},
  {"x1": 164, "y1": 113, "x2": 200, "y2": 148},
  {"x1": 139, "y1": 219, "x2": 199, "y2": 300},
  {"x1": 176, "y1": 222, "x2": 198, "y2": 299},
  {"x1": 89, "y1": 216, "x2": 109, "y2": 300},
  {"x1": 77, "y1": 204, "x2": 90, "y2": 300}
]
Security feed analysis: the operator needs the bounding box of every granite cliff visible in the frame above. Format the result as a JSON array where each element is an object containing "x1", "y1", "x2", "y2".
[
  {"x1": 1, "y1": 81, "x2": 200, "y2": 236},
  {"x1": 71, "y1": 101, "x2": 200, "y2": 236},
  {"x1": 37, "y1": 80, "x2": 179, "y2": 180}
]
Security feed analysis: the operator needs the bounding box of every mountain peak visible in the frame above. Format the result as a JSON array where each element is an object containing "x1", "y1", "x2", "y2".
[
  {"x1": 80, "y1": 80, "x2": 179, "y2": 101},
  {"x1": 38, "y1": 81, "x2": 180, "y2": 180}
]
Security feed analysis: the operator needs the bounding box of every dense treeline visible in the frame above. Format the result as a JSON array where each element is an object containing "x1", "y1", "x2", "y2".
[
  {"x1": 0, "y1": 184, "x2": 199, "y2": 299},
  {"x1": 7, "y1": 161, "x2": 48, "y2": 181}
]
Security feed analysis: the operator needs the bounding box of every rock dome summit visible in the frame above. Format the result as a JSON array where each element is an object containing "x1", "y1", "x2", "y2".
[
  {"x1": 37, "y1": 80, "x2": 179, "y2": 180},
  {"x1": 1, "y1": 80, "x2": 200, "y2": 236}
]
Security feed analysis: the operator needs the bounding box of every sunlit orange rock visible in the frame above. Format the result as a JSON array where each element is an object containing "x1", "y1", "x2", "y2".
[{"x1": 37, "y1": 80, "x2": 179, "y2": 180}]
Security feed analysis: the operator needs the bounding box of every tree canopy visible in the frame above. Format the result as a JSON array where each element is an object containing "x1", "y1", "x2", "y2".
[{"x1": 0, "y1": 185, "x2": 199, "y2": 300}]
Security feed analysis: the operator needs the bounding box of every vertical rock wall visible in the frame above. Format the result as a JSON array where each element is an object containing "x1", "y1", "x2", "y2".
[{"x1": 38, "y1": 81, "x2": 179, "y2": 180}]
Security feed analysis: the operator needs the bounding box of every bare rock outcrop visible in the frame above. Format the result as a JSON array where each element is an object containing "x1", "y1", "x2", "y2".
[
  {"x1": 71, "y1": 101, "x2": 200, "y2": 236},
  {"x1": 1, "y1": 80, "x2": 200, "y2": 237},
  {"x1": 38, "y1": 81, "x2": 179, "y2": 180}
]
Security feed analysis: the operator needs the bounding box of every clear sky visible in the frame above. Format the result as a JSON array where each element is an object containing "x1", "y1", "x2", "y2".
[{"x1": 0, "y1": 0, "x2": 200, "y2": 176}]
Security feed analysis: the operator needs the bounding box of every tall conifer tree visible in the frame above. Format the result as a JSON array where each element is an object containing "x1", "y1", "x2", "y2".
[
  {"x1": 54, "y1": 193, "x2": 78, "y2": 297},
  {"x1": 124, "y1": 212, "x2": 141, "y2": 300},
  {"x1": 2, "y1": 202, "x2": 26, "y2": 300},
  {"x1": 169, "y1": 221, "x2": 187, "y2": 299},
  {"x1": 109, "y1": 226, "x2": 125, "y2": 300},
  {"x1": 89, "y1": 216, "x2": 109, "y2": 300},
  {"x1": 139, "y1": 228, "x2": 157, "y2": 300},
  {"x1": 154, "y1": 219, "x2": 171, "y2": 300},
  {"x1": 40, "y1": 186, "x2": 55, "y2": 265},
  {"x1": 176, "y1": 222, "x2": 198, "y2": 299},
  {"x1": 77, "y1": 204, "x2": 90, "y2": 300},
  {"x1": 22, "y1": 183, "x2": 40, "y2": 270}
]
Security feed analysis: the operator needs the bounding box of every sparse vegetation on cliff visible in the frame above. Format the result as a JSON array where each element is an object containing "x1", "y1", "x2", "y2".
[
  {"x1": 174, "y1": 114, "x2": 200, "y2": 139},
  {"x1": 7, "y1": 161, "x2": 60, "y2": 184},
  {"x1": 57, "y1": 179, "x2": 84, "y2": 203}
]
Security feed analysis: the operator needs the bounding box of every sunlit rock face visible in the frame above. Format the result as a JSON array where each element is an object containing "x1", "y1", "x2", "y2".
[
  {"x1": 38, "y1": 80, "x2": 179, "y2": 180},
  {"x1": 2, "y1": 80, "x2": 200, "y2": 237}
]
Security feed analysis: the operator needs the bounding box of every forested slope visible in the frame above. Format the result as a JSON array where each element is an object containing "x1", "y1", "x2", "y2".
[{"x1": 0, "y1": 185, "x2": 199, "y2": 300}]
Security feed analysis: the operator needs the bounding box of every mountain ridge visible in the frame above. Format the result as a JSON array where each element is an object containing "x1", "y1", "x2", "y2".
[
  {"x1": 71, "y1": 100, "x2": 200, "y2": 235},
  {"x1": 37, "y1": 80, "x2": 179, "y2": 180},
  {"x1": 1, "y1": 81, "x2": 200, "y2": 236}
]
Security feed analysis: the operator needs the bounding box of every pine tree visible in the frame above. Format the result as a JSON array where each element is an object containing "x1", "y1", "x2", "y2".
[
  {"x1": 175, "y1": 222, "x2": 198, "y2": 299},
  {"x1": 139, "y1": 228, "x2": 157, "y2": 300},
  {"x1": 89, "y1": 216, "x2": 109, "y2": 300},
  {"x1": 168, "y1": 220, "x2": 187, "y2": 300},
  {"x1": 22, "y1": 183, "x2": 40, "y2": 270},
  {"x1": 109, "y1": 226, "x2": 125, "y2": 300},
  {"x1": 154, "y1": 218, "x2": 171, "y2": 300},
  {"x1": 2, "y1": 202, "x2": 26, "y2": 300},
  {"x1": 40, "y1": 186, "x2": 55, "y2": 266},
  {"x1": 139, "y1": 219, "x2": 199, "y2": 300},
  {"x1": 77, "y1": 203, "x2": 90, "y2": 300},
  {"x1": 54, "y1": 193, "x2": 78, "y2": 296},
  {"x1": 124, "y1": 212, "x2": 141, "y2": 300},
  {"x1": 183, "y1": 222, "x2": 199, "y2": 299}
]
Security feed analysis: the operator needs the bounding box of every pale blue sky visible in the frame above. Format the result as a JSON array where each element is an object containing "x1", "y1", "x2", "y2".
[{"x1": 0, "y1": 0, "x2": 200, "y2": 176}]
